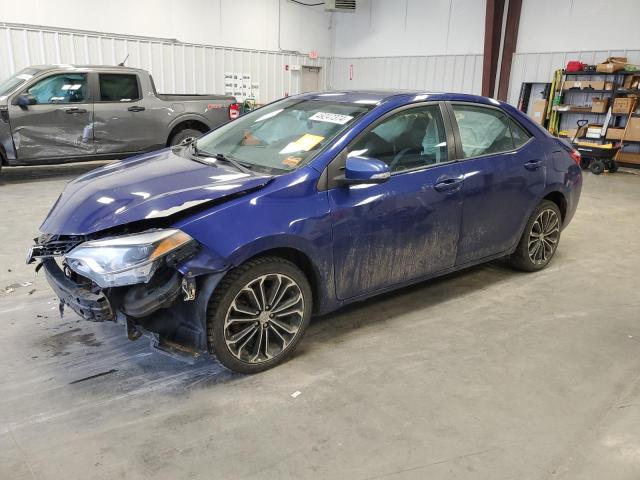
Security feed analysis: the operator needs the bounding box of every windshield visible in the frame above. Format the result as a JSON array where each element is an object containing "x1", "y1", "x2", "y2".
[
  {"x1": 192, "y1": 98, "x2": 373, "y2": 172},
  {"x1": 0, "y1": 68, "x2": 40, "y2": 98}
]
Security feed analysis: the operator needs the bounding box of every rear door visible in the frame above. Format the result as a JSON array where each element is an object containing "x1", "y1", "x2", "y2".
[
  {"x1": 8, "y1": 71, "x2": 94, "y2": 161},
  {"x1": 92, "y1": 72, "x2": 162, "y2": 154},
  {"x1": 326, "y1": 103, "x2": 464, "y2": 299},
  {"x1": 447, "y1": 102, "x2": 546, "y2": 265}
]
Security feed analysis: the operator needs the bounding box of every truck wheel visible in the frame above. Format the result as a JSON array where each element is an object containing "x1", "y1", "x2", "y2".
[
  {"x1": 206, "y1": 256, "x2": 313, "y2": 374},
  {"x1": 508, "y1": 200, "x2": 562, "y2": 272},
  {"x1": 169, "y1": 128, "x2": 202, "y2": 146}
]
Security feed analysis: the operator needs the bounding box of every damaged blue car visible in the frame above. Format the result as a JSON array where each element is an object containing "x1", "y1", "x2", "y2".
[{"x1": 28, "y1": 91, "x2": 582, "y2": 373}]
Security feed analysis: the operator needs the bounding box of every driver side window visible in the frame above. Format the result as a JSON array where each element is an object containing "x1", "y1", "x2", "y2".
[
  {"x1": 347, "y1": 105, "x2": 448, "y2": 173},
  {"x1": 27, "y1": 73, "x2": 88, "y2": 104}
]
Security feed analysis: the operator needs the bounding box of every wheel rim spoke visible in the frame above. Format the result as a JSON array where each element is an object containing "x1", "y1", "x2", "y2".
[
  {"x1": 528, "y1": 209, "x2": 560, "y2": 265},
  {"x1": 223, "y1": 272, "x2": 305, "y2": 364}
]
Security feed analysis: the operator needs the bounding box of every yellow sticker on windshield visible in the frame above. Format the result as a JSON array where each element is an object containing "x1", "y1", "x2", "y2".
[{"x1": 279, "y1": 134, "x2": 325, "y2": 154}]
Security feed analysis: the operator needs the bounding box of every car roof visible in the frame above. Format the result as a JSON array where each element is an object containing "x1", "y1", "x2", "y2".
[{"x1": 297, "y1": 90, "x2": 498, "y2": 107}]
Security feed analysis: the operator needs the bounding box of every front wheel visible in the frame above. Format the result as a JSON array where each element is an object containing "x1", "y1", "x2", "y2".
[
  {"x1": 206, "y1": 256, "x2": 312, "y2": 374},
  {"x1": 508, "y1": 200, "x2": 562, "y2": 272}
]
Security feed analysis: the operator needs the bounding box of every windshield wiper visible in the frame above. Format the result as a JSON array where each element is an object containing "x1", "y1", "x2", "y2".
[{"x1": 188, "y1": 141, "x2": 253, "y2": 174}]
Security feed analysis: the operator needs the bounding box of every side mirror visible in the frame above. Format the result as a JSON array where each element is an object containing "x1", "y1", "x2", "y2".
[
  {"x1": 338, "y1": 156, "x2": 391, "y2": 185},
  {"x1": 15, "y1": 93, "x2": 36, "y2": 107}
]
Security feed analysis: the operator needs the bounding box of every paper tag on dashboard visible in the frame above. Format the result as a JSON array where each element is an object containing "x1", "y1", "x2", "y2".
[
  {"x1": 309, "y1": 112, "x2": 354, "y2": 125},
  {"x1": 279, "y1": 133, "x2": 325, "y2": 154}
]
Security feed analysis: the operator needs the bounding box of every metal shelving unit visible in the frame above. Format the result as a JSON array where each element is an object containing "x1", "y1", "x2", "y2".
[{"x1": 556, "y1": 70, "x2": 640, "y2": 165}]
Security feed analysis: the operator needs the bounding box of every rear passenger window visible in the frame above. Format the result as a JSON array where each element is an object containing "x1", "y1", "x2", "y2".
[
  {"x1": 509, "y1": 118, "x2": 531, "y2": 148},
  {"x1": 99, "y1": 74, "x2": 140, "y2": 102},
  {"x1": 452, "y1": 104, "x2": 515, "y2": 158}
]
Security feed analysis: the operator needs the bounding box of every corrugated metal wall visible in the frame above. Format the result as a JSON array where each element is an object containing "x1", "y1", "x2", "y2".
[
  {"x1": 331, "y1": 55, "x2": 483, "y2": 95},
  {"x1": 508, "y1": 49, "x2": 640, "y2": 105},
  {"x1": 0, "y1": 22, "x2": 331, "y2": 103}
]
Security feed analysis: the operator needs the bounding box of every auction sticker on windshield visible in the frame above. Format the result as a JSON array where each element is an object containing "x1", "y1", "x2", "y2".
[{"x1": 309, "y1": 112, "x2": 354, "y2": 125}]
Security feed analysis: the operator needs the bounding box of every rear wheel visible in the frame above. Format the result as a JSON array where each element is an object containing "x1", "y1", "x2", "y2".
[
  {"x1": 169, "y1": 128, "x2": 203, "y2": 147},
  {"x1": 206, "y1": 256, "x2": 312, "y2": 374},
  {"x1": 608, "y1": 160, "x2": 619, "y2": 173},
  {"x1": 508, "y1": 200, "x2": 562, "y2": 272}
]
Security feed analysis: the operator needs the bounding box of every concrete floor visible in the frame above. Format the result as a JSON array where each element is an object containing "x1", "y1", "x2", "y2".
[{"x1": 1, "y1": 163, "x2": 639, "y2": 480}]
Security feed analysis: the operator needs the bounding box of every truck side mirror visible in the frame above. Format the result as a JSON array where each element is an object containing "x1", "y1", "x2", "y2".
[{"x1": 15, "y1": 93, "x2": 37, "y2": 107}]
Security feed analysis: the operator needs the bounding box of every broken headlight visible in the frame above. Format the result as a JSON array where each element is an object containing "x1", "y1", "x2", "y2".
[{"x1": 65, "y1": 229, "x2": 193, "y2": 288}]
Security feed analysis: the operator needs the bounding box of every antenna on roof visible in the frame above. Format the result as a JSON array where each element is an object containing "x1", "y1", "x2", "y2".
[{"x1": 118, "y1": 54, "x2": 129, "y2": 66}]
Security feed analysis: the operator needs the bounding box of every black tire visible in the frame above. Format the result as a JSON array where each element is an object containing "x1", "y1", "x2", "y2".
[
  {"x1": 508, "y1": 200, "x2": 562, "y2": 272},
  {"x1": 589, "y1": 160, "x2": 605, "y2": 175},
  {"x1": 608, "y1": 160, "x2": 619, "y2": 173},
  {"x1": 206, "y1": 256, "x2": 313, "y2": 374},
  {"x1": 169, "y1": 128, "x2": 203, "y2": 146}
]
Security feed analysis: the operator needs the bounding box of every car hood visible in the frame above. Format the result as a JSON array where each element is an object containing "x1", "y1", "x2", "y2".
[{"x1": 40, "y1": 148, "x2": 273, "y2": 235}]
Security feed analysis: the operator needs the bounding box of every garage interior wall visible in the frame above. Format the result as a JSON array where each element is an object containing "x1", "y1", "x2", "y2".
[
  {"x1": 2, "y1": 0, "x2": 640, "y2": 103},
  {"x1": 0, "y1": 23, "x2": 331, "y2": 103}
]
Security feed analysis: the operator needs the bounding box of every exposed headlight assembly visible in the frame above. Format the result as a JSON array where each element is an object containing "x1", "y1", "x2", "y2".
[{"x1": 65, "y1": 229, "x2": 193, "y2": 288}]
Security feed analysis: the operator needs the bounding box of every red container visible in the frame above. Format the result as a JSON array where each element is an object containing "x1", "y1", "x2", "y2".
[{"x1": 566, "y1": 61, "x2": 586, "y2": 72}]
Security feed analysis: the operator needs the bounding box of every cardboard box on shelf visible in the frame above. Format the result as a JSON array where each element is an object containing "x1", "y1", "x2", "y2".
[
  {"x1": 612, "y1": 97, "x2": 637, "y2": 114},
  {"x1": 586, "y1": 124, "x2": 604, "y2": 139},
  {"x1": 596, "y1": 57, "x2": 627, "y2": 73},
  {"x1": 591, "y1": 98, "x2": 609, "y2": 113},
  {"x1": 623, "y1": 116, "x2": 640, "y2": 141},
  {"x1": 563, "y1": 80, "x2": 606, "y2": 90},
  {"x1": 606, "y1": 127, "x2": 626, "y2": 140},
  {"x1": 622, "y1": 75, "x2": 640, "y2": 90},
  {"x1": 616, "y1": 151, "x2": 640, "y2": 165},
  {"x1": 605, "y1": 81, "x2": 615, "y2": 90},
  {"x1": 529, "y1": 99, "x2": 547, "y2": 124}
]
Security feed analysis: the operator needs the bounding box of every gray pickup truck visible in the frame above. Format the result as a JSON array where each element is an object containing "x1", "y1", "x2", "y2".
[{"x1": 0, "y1": 64, "x2": 238, "y2": 173}]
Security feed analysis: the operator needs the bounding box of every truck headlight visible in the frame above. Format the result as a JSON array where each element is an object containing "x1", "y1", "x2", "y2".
[{"x1": 65, "y1": 229, "x2": 193, "y2": 288}]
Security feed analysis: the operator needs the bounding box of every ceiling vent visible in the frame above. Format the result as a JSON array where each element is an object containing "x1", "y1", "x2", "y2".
[{"x1": 325, "y1": 0, "x2": 356, "y2": 13}]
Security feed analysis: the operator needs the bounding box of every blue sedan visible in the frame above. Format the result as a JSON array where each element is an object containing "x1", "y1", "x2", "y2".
[{"x1": 28, "y1": 90, "x2": 582, "y2": 373}]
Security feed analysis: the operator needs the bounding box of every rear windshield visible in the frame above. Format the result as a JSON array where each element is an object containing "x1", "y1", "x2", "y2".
[{"x1": 193, "y1": 98, "x2": 373, "y2": 172}]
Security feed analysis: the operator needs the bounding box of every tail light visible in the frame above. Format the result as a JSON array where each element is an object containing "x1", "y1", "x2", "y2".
[
  {"x1": 229, "y1": 103, "x2": 240, "y2": 120},
  {"x1": 569, "y1": 149, "x2": 581, "y2": 165}
]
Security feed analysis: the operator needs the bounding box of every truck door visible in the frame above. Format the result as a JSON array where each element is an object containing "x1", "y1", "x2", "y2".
[
  {"x1": 92, "y1": 72, "x2": 163, "y2": 154},
  {"x1": 8, "y1": 72, "x2": 95, "y2": 161}
]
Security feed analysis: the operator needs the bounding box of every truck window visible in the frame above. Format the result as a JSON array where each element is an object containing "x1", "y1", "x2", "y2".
[
  {"x1": 99, "y1": 74, "x2": 140, "y2": 102},
  {"x1": 27, "y1": 73, "x2": 88, "y2": 104}
]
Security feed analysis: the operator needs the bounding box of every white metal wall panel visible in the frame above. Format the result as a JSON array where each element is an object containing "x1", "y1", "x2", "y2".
[
  {"x1": 331, "y1": 54, "x2": 483, "y2": 95},
  {"x1": 0, "y1": 23, "x2": 330, "y2": 103},
  {"x1": 508, "y1": 49, "x2": 640, "y2": 105}
]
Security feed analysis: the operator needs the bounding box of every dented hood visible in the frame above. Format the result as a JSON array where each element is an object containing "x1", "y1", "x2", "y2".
[{"x1": 40, "y1": 148, "x2": 273, "y2": 235}]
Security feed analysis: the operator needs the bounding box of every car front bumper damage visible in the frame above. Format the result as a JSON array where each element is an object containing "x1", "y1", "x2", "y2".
[{"x1": 40, "y1": 252, "x2": 226, "y2": 361}]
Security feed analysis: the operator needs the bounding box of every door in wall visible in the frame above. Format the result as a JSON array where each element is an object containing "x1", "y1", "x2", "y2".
[{"x1": 301, "y1": 66, "x2": 320, "y2": 92}]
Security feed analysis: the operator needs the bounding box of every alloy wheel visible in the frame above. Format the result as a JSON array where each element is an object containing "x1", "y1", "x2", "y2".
[
  {"x1": 528, "y1": 209, "x2": 560, "y2": 265},
  {"x1": 223, "y1": 273, "x2": 305, "y2": 364}
]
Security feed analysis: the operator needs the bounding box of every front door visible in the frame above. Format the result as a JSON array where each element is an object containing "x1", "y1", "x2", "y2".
[
  {"x1": 327, "y1": 103, "x2": 464, "y2": 300},
  {"x1": 8, "y1": 72, "x2": 94, "y2": 161},
  {"x1": 448, "y1": 102, "x2": 546, "y2": 265}
]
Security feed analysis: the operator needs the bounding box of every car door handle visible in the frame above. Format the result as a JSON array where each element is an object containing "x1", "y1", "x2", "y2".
[
  {"x1": 433, "y1": 177, "x2": 463, "y2": 193},
  {"x1": 524, "y1": 159, "x2": 544, "y2": 170},
  {"x1": 128, "y1": 106, "x2": 146, "y2": 112},
  {"x1": 64, "y1": 107, "x2": 87, "y2": 114}
]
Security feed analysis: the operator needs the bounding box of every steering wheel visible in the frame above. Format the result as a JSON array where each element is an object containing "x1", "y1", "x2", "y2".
[{"x1": 389, "y1": 147, "x2": 422, "y2": 172}]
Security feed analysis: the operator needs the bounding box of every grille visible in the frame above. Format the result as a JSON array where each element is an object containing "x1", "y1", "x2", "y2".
[{"x1": 31, "y1": 234, "x2": 86, "y2": 258}]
